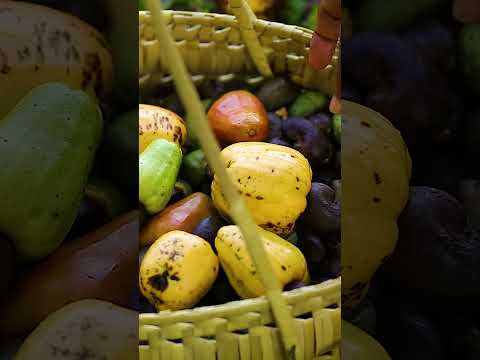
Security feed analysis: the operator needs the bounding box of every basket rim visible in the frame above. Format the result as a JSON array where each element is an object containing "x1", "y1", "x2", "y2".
[
  {"x1": 139, "y1": 277, "x2": 341, "y2": 326},
  {"x1": 139, "y1": 8, "x2": 339, "y2": 94},
  {"x1": 139, "y1": 9, "x2": 317, "y2": 36}
]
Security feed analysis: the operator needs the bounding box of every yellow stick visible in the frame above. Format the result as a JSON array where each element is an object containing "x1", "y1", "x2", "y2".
[{"x1": 144, "y1": 1, "x2": 299, "y2": 358}]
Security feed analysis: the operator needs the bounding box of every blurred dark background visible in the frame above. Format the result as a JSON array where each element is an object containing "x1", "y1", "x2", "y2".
[
  {"x1": 0, "y1": 1, "x2": 138, "y2": 359},
  {"x1": 343, "y1": 1, "x2": 480, "y2": 359}
]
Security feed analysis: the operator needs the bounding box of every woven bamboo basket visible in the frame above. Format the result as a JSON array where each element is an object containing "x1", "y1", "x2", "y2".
[
  {"x1": 139, "y1": 1, "x2": 341, "y2": 359},
  {"x1": 139, "y1": 3, "x2": 339, "y2": 93}
]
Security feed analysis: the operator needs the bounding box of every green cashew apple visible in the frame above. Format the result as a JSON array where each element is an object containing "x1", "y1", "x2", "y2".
[
  {"x1": 0, "y1": 82, "x2": 102, "y2": 261},
  {"x1": 139, "y1": 139, "x2": 183, "y2": 215}
]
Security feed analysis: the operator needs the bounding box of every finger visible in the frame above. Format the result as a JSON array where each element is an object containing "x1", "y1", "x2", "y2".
[
  {"x1": 309, "y1": 0, "x2": 341, "y2": 70},
  {"x1": 316, "y1": 5, "x2": 342, "y2": 40},
  {"x1": 309, "y1": 32, "x2": 337, "y2": 69},
  {"x1": 321, "y1": 0, "x2": 342, "y2": 19},
  {"x1": 329, "y1": 95, "x2": 341, "y2": 114}
]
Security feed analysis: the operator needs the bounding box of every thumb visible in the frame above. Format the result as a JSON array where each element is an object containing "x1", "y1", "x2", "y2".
[{"x1": 309, "y1": 0, "x2": 342, "y2": 70}]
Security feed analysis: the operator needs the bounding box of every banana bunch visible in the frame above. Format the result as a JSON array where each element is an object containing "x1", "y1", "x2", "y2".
[{"x1": 0, "y1": 1, "x2": 113, "y2": 119}]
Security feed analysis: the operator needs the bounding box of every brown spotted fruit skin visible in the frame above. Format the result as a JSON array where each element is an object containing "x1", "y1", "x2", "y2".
[
  {"x1": 0, "y1": 1, "x2": 113, "y2": 119},
  {"x1": 216, "y1": 225, "x2": 308, "y2": 299},
  {"x1": 212, "y1": 142, "x2": 312, "y2": 238},
  {"x1": 139, "y1": 231, "x2": 219, "y2": 311},
  {"x1": 342, "y1": 100, "x2": 411, "y2": 310},
  {"x1": 139, "y1": 104, "x2": 187, "y2": 153},
  {"x1": 16, "y1": 300, "x2": 138, "y2": 360}
]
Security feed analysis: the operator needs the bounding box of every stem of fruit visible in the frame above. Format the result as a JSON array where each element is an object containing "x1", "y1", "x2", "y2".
[{"x1": 145, "y1": 0, "x2": 299, "y2": 358}]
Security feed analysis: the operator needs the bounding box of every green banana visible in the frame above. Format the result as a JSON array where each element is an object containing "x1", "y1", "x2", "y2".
[
  {"x1": 139, "y1": 139, "x2": 183, "y2": 214},
  {"x1": 0, "y1": 1, "x2": 113, "y2": 119},
  {"x1": 0, "y1": 82, "x2": 103, "y2": 261}
]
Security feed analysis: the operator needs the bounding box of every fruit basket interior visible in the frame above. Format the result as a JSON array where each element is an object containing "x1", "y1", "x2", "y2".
[{"x1": 139, "y1": 0, "x2": 341, "y2": 359}]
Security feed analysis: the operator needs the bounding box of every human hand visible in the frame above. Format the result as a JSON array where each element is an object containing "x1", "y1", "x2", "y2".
[{"x1": 309, "y1": 0, "x2": 341, "y2": 113}]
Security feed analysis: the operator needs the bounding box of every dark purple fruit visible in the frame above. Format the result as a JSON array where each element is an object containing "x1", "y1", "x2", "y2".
[
  {"x1": 128, "y1": 286, "x2": 156, "y2": 313},
  {"x1": 191, "y1": 215, "x2": 227, "y2": 248},
  {"x1": 297, "y1": 228, "x2": 327, "y2": 271},
  {"x1": 312, "y1": 167, "x2": 338, "y2": 186},
  {"x1": 328, "y1": 252, "x2": 341, "y2": 278},
  {"x1": 284, "y1": 280, "x2": 306, "y2": 291},
  {"x1": 309, "y1": 113, "x2": 332, "y2": 134},
  {"x1": 161, "y1": 93, "x2": 185, "y2": 116},
  {"x1": 302, "y1": 183, "x2": 341, "y2": 234},
  {"x1": 283, "y1": 117, "x2": 332, "y2": 165},
  {"x1": 403, "y1": 22, "x2": 456, "y2": 74},
  {"x1": 268, "y1": 137, "x2": 291, "y2": 147},
  {"x1": 343, "y1": 32, "x2": 451, "y2": 147},
  {"x1": 440, "y1": 317, "x2": 480, "y2": 360},
  {"x1": 375, "y1": 296, "x2": 446, "y2": 360},
  {"x1": 382, "y1": 187, "x2": 480, "y2": 304},
  {"x1": 267, "y1": 113, "x2": 283, "y2": 140}
]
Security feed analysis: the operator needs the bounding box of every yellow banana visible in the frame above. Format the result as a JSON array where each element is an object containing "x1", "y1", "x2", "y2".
[{"x1": 0, "y1": 1, "x2": 113, "y2": 119}]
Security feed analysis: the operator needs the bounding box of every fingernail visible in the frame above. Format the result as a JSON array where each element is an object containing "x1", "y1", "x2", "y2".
[{"x1": 329, "y1": 96, "x2": 341, "y2": 114}]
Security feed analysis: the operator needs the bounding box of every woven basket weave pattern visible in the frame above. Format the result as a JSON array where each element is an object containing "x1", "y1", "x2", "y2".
[
  {"x1": 139, "y1": 11, "x2": 338, "y2": 94},
  {"x1": 140, "y1": 280, "x2": 341, "y2": 360}
]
